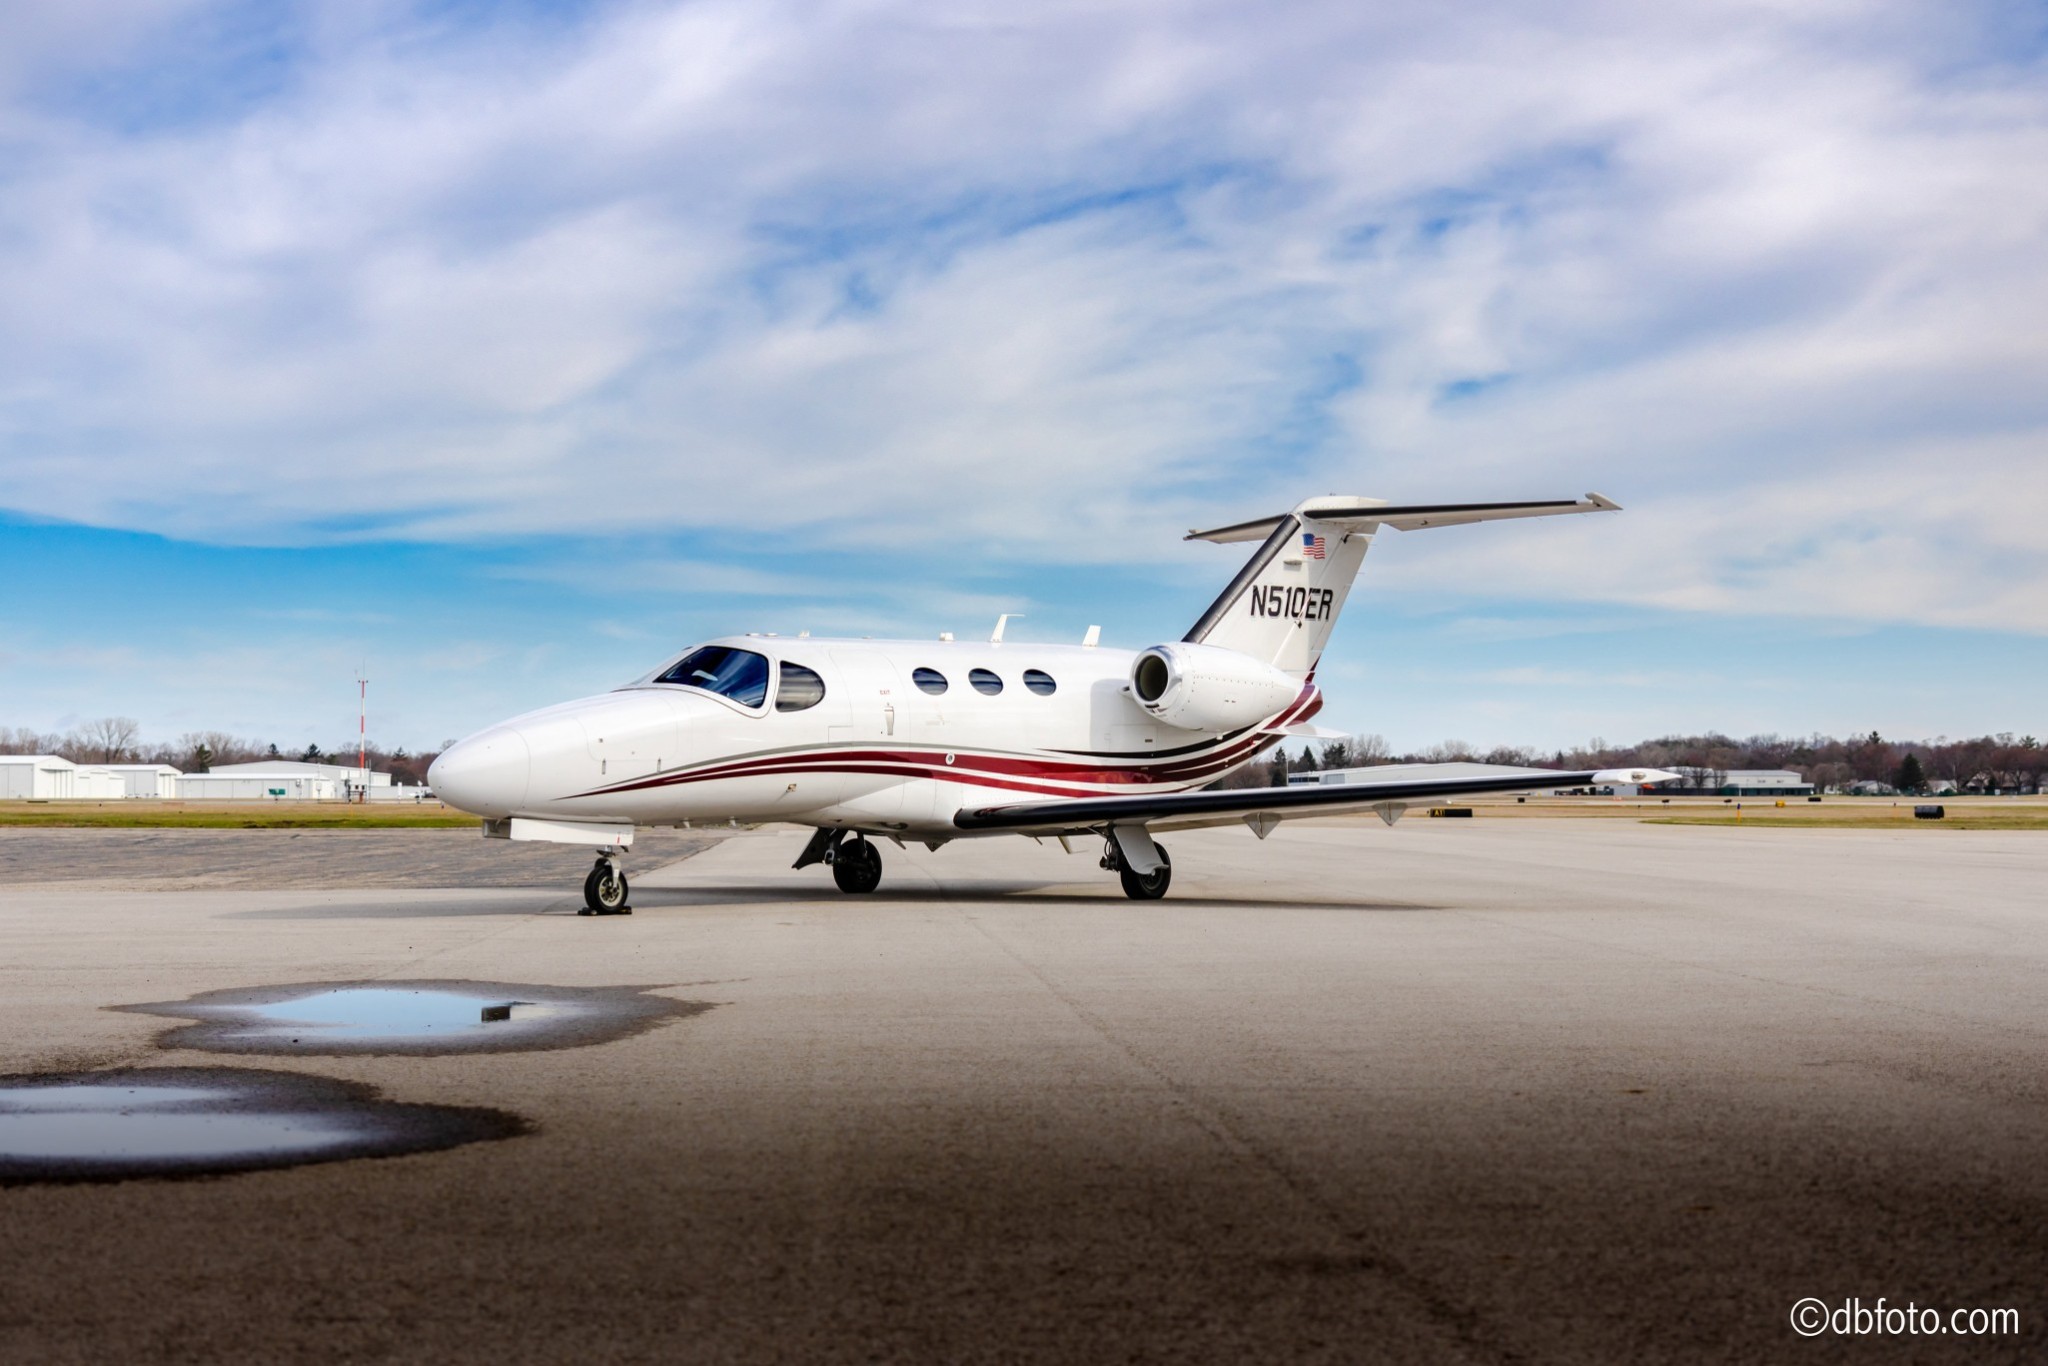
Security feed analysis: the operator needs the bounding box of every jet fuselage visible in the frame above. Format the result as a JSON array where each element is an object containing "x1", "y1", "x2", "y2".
[{"x1": 427, "y1": 635, "x2": 1318, "y2": 840}]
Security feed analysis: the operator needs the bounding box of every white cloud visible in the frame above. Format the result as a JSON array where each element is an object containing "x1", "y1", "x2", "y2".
[{"x1": 0, "y1": 0, "x2": 2042, "y2": 632}]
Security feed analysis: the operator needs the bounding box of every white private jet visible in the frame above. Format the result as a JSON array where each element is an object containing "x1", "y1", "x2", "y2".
[{"x1": 430, "y1": 493, "x2": 1671, "y2": 913}]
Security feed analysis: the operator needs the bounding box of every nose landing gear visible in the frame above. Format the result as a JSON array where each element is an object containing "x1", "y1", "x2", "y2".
[{"x1": 581, "y1": 853, "x2": 632, "y2": 915}]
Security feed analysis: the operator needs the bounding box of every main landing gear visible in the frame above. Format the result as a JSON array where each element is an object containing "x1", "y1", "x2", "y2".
[
  {"x1": 792, "y1": 828, "x2": 886, "y2": 894},
  {"x1": 581, "y1": 854, "x2": 631, "y2": 916},
  {"x1": 1103, "y1": 839, "x2": 1172, "y2": 900},
  {"x1": 830, "y1": 835, "x2": 883, "y2": 894}
]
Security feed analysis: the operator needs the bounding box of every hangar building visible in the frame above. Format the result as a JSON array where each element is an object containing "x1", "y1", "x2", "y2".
[
  {"x1": 0, "y1": 756, "x2": 135, "y2": 799},
  {"x1": 204, "y1": 760, "x2": 398, "y2": 800},
  {"x1": 176, "y1": 770, "x2": 341, "y2": 800},
  {"x1": 1, "y1": 755, "x2": 80, "y2": 799},
  {"x1": 101, "y1": 764, "x2": 183, "y2": 798},
  {"x1": 1712, "y1": 769, "x2": 1815, "y2": 796}
]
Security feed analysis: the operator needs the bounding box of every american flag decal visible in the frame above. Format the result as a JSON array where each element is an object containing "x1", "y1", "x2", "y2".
[{"x1": 1302, "y1": 533, "x2": 1326, "y2": 560}]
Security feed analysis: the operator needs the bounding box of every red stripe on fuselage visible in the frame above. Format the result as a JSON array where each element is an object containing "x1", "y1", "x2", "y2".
[{"x1": 565, "y1": 683, "x2": 1322, "y2": 803}]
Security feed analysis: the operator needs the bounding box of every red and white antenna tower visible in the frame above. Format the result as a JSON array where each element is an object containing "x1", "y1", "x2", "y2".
[{"x1": 356, "y1": 665, "x2": 368, "y2": 804}]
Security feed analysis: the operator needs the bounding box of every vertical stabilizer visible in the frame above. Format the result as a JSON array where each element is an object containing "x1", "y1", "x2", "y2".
[
  {"x1": 1182, "y1": 505, "x2": 1379, "y2": 678},
  {"x1": 1181, "y1": 492, "x2": 1619, "y2": 679}
]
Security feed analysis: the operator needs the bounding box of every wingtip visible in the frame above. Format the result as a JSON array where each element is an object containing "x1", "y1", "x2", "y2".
[{"x1": 1585, "y1": 491, "x2": 1621, "y2": 511}]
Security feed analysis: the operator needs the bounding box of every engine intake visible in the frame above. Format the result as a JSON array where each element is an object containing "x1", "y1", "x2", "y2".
[{"x1": 1128, "y1": 643, "x2": 1301, "y2": 732}]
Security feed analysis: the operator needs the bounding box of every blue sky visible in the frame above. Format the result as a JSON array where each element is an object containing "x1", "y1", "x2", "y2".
[{"x1": 1, "y1": 0, "x2": 2044, "y2": 753}]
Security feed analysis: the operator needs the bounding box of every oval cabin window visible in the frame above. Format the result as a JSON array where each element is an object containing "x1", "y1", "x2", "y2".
[
  {"x1": 912, "y1": 667, "x2": 949, "y2": 695},
  {"x1": 969, "y1": 668, "x2": 1003, "y2": 696},
  {"x1": 1022, "y1": 669, "x2": 1056, "y2": 696},
  {"x1": 775, "y1": 662, "x2": 827, "y2": 712}
]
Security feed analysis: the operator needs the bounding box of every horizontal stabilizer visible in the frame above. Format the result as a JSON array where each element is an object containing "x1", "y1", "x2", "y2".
[{"x1": 1187, "y1": 493, "x2": 1618, "y2": 543}]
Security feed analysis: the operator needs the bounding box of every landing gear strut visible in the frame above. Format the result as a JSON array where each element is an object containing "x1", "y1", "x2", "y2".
[
  {"x1": 581, "y1": 853, "x2": 631, "y2": 915},
  {"x1": 1103, "y1": 839, "x2": 1172, "y2": 900},
  {"x1": 830, "y1": 835, "x2": 883, "y2": 894}
]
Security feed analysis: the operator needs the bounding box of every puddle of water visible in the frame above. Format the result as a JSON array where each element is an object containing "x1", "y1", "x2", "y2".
[
  {"x1": 0, "y1": 1084, "x2": 221, "y2": 1112},
  {"x1": 117, "y1": 980, "x2": 714, "y2": 1056},
  {"x1": 0, "y1": 1111, "x2": 356, "y2": 1163},
  {"x1": 0, "y1": 1068, "x2": 524, "y2": 1185},
  {"x1": 224, "y1": 988, "x2": 572, "y2": 1042}
]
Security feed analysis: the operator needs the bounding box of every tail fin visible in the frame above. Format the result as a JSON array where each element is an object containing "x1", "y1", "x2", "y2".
[{"x1": 1182, "y1": 493, "x2": 1619, "y2": 677}]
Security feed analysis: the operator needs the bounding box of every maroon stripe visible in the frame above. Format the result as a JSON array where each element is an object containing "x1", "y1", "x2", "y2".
[{"x1": 575, "y1": 681, "x2": 1322, "y2": 801}]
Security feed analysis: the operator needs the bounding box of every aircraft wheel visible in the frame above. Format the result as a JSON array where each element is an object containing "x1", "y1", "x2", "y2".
[
  {"x1": 583, "y1": 860, "x2": 631, "y2": 915},
  {"x1": 1118, "y1": 844, "x2": 1172, "y2": 900},
  {"x1": 832, "y1": 837, "x2": 882, "y2": 894}
]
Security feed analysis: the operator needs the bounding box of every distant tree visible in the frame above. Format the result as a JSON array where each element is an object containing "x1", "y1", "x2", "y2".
[
  {"x1": 1319, "y1": 739, "x2": 1352, "y2": 770},
  {"x1": 1267, "y1": 748, "x2": 1289, "y2": 787},
  {"x1": 78, "y1": 717, "x2": 140, "y2": 763},
  {"x1": 189, "y1": 743, "x2": 214, "y2": 773},
  {"x1": 1892, "y1": 753, "x2": 1925, "y2": 794},
  {"x1": 267, "y1": 743, "x2": 281, "y2": 758},
  {"x1": 302, "y1": 744, "x2": 324, "y2": 762},
  {"x1": 0, "y1": 726, "x2": 55, "y2": 755},
  {"x1": 1804, "y1": 761, "x2": 1841, "y2": 793},
  {"x1": 1290, "y1": 745, "x2": 1318, "y2": 774}
]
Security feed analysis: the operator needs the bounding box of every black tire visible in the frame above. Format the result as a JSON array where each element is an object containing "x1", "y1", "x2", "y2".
[
  {"x1": 831, "y1": 838, "x2": 883, "y2": 894},
  {"x1": 1118, "y1": 844, "x2": 1172, "y2": 900},
  {"x1": 583, "y1": 862, "x2": 630, "y2": 914}
]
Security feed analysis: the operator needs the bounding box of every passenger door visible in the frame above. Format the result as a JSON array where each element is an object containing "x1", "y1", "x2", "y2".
[{"x1": 826, "y1": 651, "x2": 903, "y2": 744}]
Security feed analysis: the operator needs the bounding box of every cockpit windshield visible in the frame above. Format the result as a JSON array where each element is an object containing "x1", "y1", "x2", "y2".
[{"x1": 656, "y1": 645, "x2": 770, "y2": 708}]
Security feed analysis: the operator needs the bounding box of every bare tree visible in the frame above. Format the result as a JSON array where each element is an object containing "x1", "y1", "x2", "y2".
[
  {"x1": 78, "y1": 717, "x2": 141, "y2": 763},
  {"x1": 0, "y1": 726, "x2": 56, "y2": 755}
]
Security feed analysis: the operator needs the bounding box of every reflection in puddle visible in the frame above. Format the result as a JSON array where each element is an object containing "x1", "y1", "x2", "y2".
[
  {"x1": 118, "y1": 980, "x2": 714, "y2": 1056},
  {"x1": 224, "y1": 988, "x2": 570, "y2": 1042},
  {"x1": 0, "y1": 1068, "x2": 523, "y2": 1184}
]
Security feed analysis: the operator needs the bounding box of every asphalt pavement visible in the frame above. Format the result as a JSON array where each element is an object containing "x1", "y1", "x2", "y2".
[{"x1": 1, "y1": 819, "x2": 2041, "y2": 1364}]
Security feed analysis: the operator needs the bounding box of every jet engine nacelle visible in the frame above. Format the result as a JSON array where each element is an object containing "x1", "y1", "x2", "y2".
[{"x1": 1128, "y1": 642, "x2": 1301, "y2": 732}]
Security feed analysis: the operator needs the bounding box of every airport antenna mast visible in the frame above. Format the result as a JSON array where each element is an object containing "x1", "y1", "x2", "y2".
[{"x1": 356, "y1": 667, "x2": 368, "y2": 804}]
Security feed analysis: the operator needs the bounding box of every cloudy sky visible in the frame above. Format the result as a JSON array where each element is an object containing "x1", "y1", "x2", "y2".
[{"x1": 2, "y1": 0, "x2": 2043, "y2": 753}]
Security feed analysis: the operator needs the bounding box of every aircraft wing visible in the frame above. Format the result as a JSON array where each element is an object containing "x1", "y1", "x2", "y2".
[{"x1": 953, "y1": 766, "x2": 1678, "y2": 836}]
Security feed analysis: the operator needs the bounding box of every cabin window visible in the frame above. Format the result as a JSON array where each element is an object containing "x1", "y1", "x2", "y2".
[
  {"x1": 912, "y1": 667, "x2": 949, "y2": 695},
  {"x1": 657, "y1": 646, "x2": 770, "y2": 708},
  {"x1": 1022, "y1": 669, "x2": 1057, "y2": 696},
  {"x1": 775, "y1": 662, "x2": 827, "y2": 712},
  {"x1": 969, "y1": 668, "x2": 1003, "y2": 696}
]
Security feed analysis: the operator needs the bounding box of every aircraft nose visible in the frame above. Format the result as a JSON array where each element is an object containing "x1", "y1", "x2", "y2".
[{"x1": 428, "y1": 727, "x2": 531, "y2": 817}]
